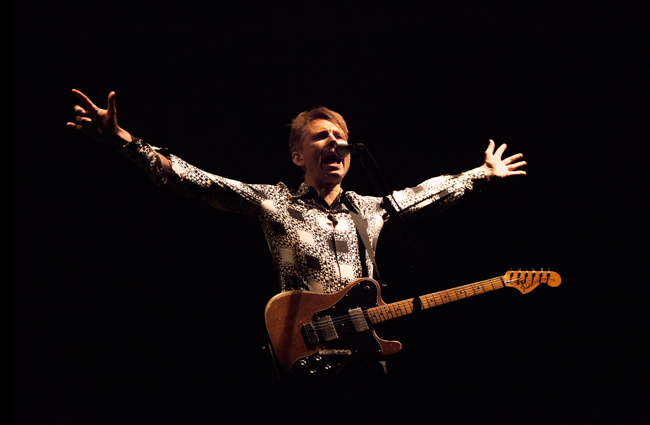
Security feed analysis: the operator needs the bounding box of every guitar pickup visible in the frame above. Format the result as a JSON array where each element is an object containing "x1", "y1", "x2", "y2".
[
  {"x1": 302, "y1": 316, "x2": 338, "y2": 347},
  {"x1": 348, "y1": 307, "x2": 369, "y2": 333}
]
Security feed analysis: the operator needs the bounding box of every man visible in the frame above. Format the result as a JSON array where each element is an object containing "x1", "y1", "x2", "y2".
[{"x1": 67, "y1": 89, "x2": 526, "y2": 383}]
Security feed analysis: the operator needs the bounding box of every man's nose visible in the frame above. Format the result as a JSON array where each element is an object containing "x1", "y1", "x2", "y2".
[{"x1": 325, "y1": 132, "x2": 338, "y2": 145}]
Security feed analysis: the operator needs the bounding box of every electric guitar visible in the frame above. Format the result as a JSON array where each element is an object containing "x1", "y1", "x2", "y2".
[{"x1": 265, "y1": 269, "x2": 561, "y2": 378}]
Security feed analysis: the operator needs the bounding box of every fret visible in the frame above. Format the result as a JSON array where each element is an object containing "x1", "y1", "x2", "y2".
[{"x1": 367, "y1": 276, "x2": 506, "y2": 325}]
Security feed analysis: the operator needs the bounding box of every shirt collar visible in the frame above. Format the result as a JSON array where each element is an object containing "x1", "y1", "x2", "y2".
[{"x1": 292, "y1": 182, "x2": 347, "y2": 212}]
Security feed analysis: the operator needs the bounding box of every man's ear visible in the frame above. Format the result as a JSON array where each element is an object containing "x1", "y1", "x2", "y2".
[{"x1": 291, "y1": 151, "x2": 304, "y2": 167}]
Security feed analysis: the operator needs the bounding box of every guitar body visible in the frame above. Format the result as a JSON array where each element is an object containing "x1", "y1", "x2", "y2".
[{"x1": 264, "y1": 278, "x2": 402, "y2": 378}]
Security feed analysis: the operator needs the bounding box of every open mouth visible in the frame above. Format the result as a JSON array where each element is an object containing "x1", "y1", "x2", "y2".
[{"x1": 322, "y1": 152, "x2": 342, "y2": 167}]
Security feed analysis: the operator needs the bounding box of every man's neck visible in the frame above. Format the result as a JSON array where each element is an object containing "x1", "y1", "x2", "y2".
[{"x1": 304, "y1": 178, "x2": 342, "y2": 206}]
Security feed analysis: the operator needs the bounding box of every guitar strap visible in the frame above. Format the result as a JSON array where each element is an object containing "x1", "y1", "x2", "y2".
[{"x1": 345, "y1": 196, "x2": 385, "y2": 287}]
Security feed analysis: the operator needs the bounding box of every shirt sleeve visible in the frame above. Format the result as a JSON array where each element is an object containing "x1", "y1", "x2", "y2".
[
  {"x1": 120, "y1": 138, "x2": 272, "y2": 216},
  {"x1": 384, "y1": 168, "x2": 487, "y2": 221}
]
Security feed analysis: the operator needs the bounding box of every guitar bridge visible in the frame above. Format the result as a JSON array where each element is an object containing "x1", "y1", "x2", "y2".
[{"x1": 302, "y1": 316, "x2": 338, "y2": 347}]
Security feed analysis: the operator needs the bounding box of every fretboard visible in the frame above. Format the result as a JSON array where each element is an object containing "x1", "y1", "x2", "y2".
[{"x1": 366, "y1": 276, "x2": 505, "y2": 325}]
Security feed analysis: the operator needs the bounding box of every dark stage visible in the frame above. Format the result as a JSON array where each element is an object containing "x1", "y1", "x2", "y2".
[{"x1": 14, "y1": 2, "x2": 648, "y2": 423}]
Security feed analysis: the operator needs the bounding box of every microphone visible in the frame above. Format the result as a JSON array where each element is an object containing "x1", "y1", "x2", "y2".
[{"x1": 335, "y1": 142, "x2": 365, "y2": 158}]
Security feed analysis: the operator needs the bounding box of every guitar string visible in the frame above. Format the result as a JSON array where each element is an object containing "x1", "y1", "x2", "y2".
[
  {"x1": 309, "y1": 272, "x2": 553, "y2": 330},
  {"x1": 315, "y1": 277, "x2": 505, "y2": 327},
  {"x1": 366, "y1": 273, "x2": 548, "y2": 324},
  {"x1": 308, "y1": 277, "x2": 508, "y2": 331},
  {"x1": 310, "y1": 282, "x2": 502, "y2": 338},
  {"x1": 306, "y1": 274, "x2": 553, "y2": 339}
]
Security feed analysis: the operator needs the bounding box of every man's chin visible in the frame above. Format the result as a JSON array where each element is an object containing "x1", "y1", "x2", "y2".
[
  {"x1": 315, "y1": 171, "x2": 345, "y2": 185},
  {"x1": 305, "y1": 165, "x2": 348, "y2": 186},
  {"x1": 326, "y1": 166, "x2": 348, "y2": 178}
]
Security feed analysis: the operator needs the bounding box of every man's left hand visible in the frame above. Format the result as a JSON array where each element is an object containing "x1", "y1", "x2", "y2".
[{"x1": 481, "y1": 139, "x2": 527, "y2": 182}]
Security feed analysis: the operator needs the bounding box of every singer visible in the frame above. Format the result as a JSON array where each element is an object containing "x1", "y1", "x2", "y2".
[{"x1": 67, "y1": 91, "x2": 526, "y2": 383}]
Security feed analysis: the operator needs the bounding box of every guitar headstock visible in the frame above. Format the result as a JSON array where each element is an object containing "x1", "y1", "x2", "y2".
[{"x1": 503, "y1": 269, "x2": 561, "y2": 294}]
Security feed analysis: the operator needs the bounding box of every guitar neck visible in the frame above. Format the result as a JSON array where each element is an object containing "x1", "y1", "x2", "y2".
[{"x1": 366, "y1": 276, "x2": 505, "y2": 325}]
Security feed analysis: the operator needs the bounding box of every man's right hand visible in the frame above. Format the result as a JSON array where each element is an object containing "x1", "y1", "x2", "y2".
[{"x1": 67, "y1": 89, "x2": 132, "y2": 147}]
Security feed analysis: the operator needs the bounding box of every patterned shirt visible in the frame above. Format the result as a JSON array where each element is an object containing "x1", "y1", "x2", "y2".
[{"x1": 122, "y1": 139, "x2": 486, "y2": 294}]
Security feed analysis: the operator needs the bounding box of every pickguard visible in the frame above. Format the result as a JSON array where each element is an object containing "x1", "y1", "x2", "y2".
[{"x1": 290, "y1": 279, "x2": 381, "y2": 377}]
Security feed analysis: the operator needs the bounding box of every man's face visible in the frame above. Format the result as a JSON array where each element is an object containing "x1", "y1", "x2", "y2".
[{"x1": 292, "y1": 119, "x2": 351, "y2": 187}]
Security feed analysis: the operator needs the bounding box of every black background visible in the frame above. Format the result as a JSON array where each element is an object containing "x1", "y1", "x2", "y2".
[{"x1": 14, "y1": 1, "x2": 648, "y2": 424}]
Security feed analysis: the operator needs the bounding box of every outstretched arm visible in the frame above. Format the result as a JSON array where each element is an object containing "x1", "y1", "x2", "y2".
[
  {"x1": 67, "y1": 89, "x2": 172, "y2": 172},
  {"x1": 480, "y1": 139, "x2": 527, "y2": 182}
]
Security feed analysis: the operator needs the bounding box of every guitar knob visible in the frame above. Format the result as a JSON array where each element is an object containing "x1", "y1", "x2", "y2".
[
  {"x1": 299, "y1": 359, "x2": 307, "y2": 366},
  {"x1": 314, "y1": 355, "x2": 322, "y2": 362}
]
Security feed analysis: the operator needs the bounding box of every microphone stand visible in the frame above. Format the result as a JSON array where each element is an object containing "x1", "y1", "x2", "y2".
[{"x1": 349, "y1": 144, "x2": 426, "y2": 294}]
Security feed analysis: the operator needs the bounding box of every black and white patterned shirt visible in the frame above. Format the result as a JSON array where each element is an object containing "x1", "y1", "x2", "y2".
[{"x1": 123, "y1": 139, "x2": 486, "y2": 294}]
